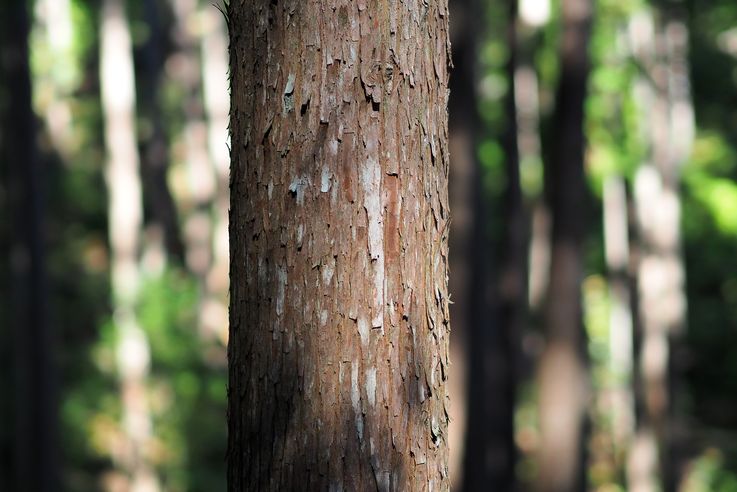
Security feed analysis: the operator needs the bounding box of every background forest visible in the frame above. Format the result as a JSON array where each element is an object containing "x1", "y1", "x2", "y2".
[{"x1": 3, "y1": 0, "x2": 737, "y2": 490}]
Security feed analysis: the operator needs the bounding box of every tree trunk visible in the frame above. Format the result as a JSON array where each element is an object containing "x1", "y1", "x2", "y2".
[
  {"x1": 447, "y1": 0, "x2": 478, "y2": 484},
  {"x1": 99, "y1": 0, "x2": 159, "y2": 489},
  {"x1": 35, "y1": 0, "x2": 75, "y2": 158},
  {"x1": 200, "y1": 5, "x2": 231, "y2": 344},
  {"x1": 2, "y1": 1, "x2": 58, "y2": 490},
  {"x1": 537, "y1": 0, "x2": 592, "y2": 490},
  {"x1": 628, "y1": 8, "x2": 692, "y2": 490},
  {"x1": 227, "y1": 1, "x2": 452, "y2": 490},
  {"x1": 603, "y1": 176, "x2": 635, "y2": 473},
  {"x1": 169, "y1": 0, "x2": 216, "y2": 280},
  {"x1": 459, "y1": 0, "x2": 519, "y2": 489},
  {"x1": 168, "y1": 0, "x2": 227, "y2": 340},
  {"x1": 138, "y1": 0, "x2": 186, "y2": 265}
]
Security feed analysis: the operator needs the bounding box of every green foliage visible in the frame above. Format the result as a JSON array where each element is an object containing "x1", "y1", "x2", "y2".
[
  {"x1": 478, "y1": 140, "x2": 506, "y2": 196},
  {"x1": 681, "y1": 132, "x2": 737, "y2": 432},
  {"x1": 137, "y1": 268, "x2": 227, "y2": 492},
  {"x1": 682, "y1": 0, "x2": 737, "y2": 484},
  {"x1": 680, "y1": 0, "x2": 737, "y2": 450},
  {"x1": 138, "y1": 269, "x2": 199, "y2": 366},
  {"x1": 583, "y1": 275, "x2": 610, "y2": 378},
  {"x1": 682, "y1": 449, "x2": 737, "y2": 492},
  {"x1": 6, "y1": 1, "x2": 229, "y2": 489},
  {"x1": 586, "y1": 0, "x2": 645, "y2": 193}
]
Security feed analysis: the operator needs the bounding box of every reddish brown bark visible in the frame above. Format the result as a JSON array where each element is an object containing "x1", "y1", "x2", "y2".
[{"x1": 227, "y1": 1, "x2": 452, "y2": 490}]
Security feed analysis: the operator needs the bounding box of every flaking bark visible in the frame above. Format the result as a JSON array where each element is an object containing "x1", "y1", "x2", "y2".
[{"x1": 227, "y1": 1, "x2": 452, "y2": 490}]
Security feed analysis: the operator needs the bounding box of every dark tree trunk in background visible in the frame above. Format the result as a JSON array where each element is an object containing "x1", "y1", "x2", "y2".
[
  {"x1": 1, "y1": 1, "x2": 58, "y2": 490},
  {"x1": 492, "y1": 0, "x2": 524, "y2": 484},
  {"x1": 499, "y1": 0, "x2": 525, "y2": 392},
  {"x1": 537, "y1": 0, "x2": 592, "y2": 491},
  {"x1": 447, "y1": 0, "x2": 478, "y2": 484},
  {"x1": 139, "y1": 0, "x2": 186, "y2": 264},
  {"x1": 453, "y1": 0, "x2": 518, "y2": 489},
  {"x1": 227, "y1": 1, "x2": 452, "y2": 489},
  {"x1": 447, "y1": 0, "x2": 480, "y2": 486}
]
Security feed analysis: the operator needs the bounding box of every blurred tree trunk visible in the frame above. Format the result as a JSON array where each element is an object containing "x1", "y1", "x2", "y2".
[
  {"x1": 99, "y1": 0, "x2": 159, "y2": 489},
  {"x1": 493, "y1": 0, "x2": 524, "y2": 482},
  {"x1": 516, "y1": 2, "x2": 549, "y2": 326},
  {"x1": 537, "y1": 0, "x2": 592, "y2": 490},
  {"x1": 199, "y1": 4, "x2": 231, "y2": 345},
  {"x1": 628, "y1": 7, "x2": 692, "y2": 491},
  {"x1": 603, "y1": 176, "x2": 636, "y2": 472},
  {"x1": 447, "y1": 0, "x2": 476, "y2": 478},
  {"x1": 139, "y1": 0, "x2": 186, "y2": 265},
  {"x1": 226, "y1": 1, "x2": 452, "y2": 489},
  {"x1": 514, "y1": 13, "x2": 549, "y2": 440},
  {"x1": 1, "y1": 1, "x2": 58, "y2": 490},
  {"x1": 34, "y1": 0, "x2": 75, "y2": 158},
  {"x1": 514, "y1": 3, "x2": 552, "y2": 481},
  {"x1": 169, "y1": 0, "x2": 216, "y2": 280},
  {"x1": 457, "y1": 0, "x2": 519, "y2": 488},
  {"x1": 168, "y1": 0, "x2": 227, "y2": 341}
]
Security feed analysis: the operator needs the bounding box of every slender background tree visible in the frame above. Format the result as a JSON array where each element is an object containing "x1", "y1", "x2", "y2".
[
  {"x1": 100, "y1": 0, "x2": 159, "y2": 488},
  {"x1": 537, "y1": 0, "x2": 593, "y2": 490},
  {"x1": 2, "y1": 1, "x2": 57, "y2": 490}
]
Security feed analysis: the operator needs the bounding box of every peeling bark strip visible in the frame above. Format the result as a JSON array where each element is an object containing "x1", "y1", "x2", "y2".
[{"x1": 227, "y1": 1, "x2": 452, "y2": 490}]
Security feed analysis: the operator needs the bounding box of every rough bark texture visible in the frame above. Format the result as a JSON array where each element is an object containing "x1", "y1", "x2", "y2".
[
  {"x1": 537, "y1": 0, "x2": 592, "y2": 490},
  {"x1": 227, "y1": 1, "x2": 452, "y2": 490}
]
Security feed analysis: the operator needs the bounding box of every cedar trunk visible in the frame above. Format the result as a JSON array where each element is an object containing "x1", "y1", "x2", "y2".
[{"x1": 227, "y1": 1, "x2": 452, "y2": 490}]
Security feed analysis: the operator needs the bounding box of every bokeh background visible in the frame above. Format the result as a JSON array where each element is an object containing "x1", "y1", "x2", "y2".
[{"x1": 3, "y1": 0, "x2": 737, "y2": 490}]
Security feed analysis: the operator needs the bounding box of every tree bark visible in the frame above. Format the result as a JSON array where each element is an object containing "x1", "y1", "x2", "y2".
[
  {"x1": 537, "y1": 0, "x2": 592, "y2": 490},
  {"x1": 227, "y1": 1, "x2": 452, "y2": 490}
]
